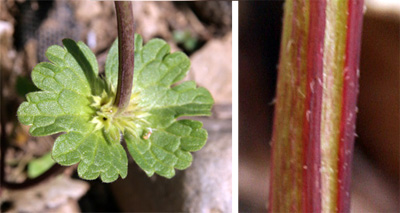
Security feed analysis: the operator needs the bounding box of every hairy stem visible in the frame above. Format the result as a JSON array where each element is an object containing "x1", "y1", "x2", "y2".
[
  {"x1": 114, "y1": 1, "x2": 135, "y2": 111},
  {"x1": 269, "y1": 0, "x2": 364, "y2": 212}
]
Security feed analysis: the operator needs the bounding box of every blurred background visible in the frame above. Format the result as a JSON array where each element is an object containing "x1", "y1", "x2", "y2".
[
  {"x1": 239, "y1": 0, "x2": 399, "y2": 212},
  {"x1": 0, "y1": 1, "x2": 232, "y2": 212}
]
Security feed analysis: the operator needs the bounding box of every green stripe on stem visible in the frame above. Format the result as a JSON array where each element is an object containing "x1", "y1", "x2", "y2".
[
  {"x1": 321, "y1": 0, "x2": 348, "y2": 211},
  {"x1": 269, "y1": 0, "x2": 364, "y2": 212}
]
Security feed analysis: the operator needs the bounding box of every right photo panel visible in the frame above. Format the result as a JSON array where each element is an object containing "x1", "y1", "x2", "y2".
[{"x1": 239, "y1": 1, "x2": 399, "y2": 212}]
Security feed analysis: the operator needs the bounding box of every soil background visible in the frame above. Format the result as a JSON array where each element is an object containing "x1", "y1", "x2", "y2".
[{"x1": 0, "y1": 1, "x2": 232, "y2": 212}]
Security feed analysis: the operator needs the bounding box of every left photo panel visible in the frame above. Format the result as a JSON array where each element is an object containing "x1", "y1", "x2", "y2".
[{"x1": 0, "y1": 1, "x2": 232, "y2": 212}]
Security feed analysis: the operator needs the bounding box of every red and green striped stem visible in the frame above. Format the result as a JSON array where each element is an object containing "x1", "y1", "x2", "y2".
[{"x1": 269, "y1": 0, "x2": 364, "y2": 212}]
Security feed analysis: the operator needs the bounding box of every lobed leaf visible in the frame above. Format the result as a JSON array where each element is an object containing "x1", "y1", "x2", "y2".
[
  {"x1": 124, "y1": 119, "x2": 206, "y2": 178},
  {"x1": 17, "y1": 34, "x2": 213, "y2": 182},
  {"x1": 105, "y1": 34, "x2": 213, "y2": 178},
  {"x1": 18, "y1": 40, "x2": 127, "y2": 182},
  {"x1": 52, "y1": 130, "x2": 127, "y2": 183}
]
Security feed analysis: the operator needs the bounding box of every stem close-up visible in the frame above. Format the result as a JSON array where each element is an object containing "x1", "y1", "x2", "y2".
[
  {"x1": 114, "y1": 1, "x2": 135, "y2": 112},
  {"x1": 269, "y1": 0, "x2": 364, "y2": 212}
]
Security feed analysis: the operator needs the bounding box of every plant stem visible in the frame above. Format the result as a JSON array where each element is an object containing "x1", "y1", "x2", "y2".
[
  {"x1": 269, "y1": 0, "x2": 364, "y2": 212},
  {"x1": 114, "y1": 1, "x2": 135, "y2": 111}
]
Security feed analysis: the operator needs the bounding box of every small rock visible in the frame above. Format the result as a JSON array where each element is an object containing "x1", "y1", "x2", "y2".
[
  {"x1": 74, "y1": 1, "x2": 102, "y2": 24},
  {"x1": 91, "y1": 17, "x2": 117, "y2": 52},
  {"x1": 3, "y1": 176, "x2": 89, "y2": 212},
  {"x1": 0, "y1": 21, "x2": 13, "y2": 37},
  {"x1": 0, "y1": 21, "x2": 14, "y2": 71},
  {"x1": 132, "y1": 2, "x2": 172, "y2": 41},
  {"x1": 189, "y1": 33, "x2": 232, "y2": 104}
]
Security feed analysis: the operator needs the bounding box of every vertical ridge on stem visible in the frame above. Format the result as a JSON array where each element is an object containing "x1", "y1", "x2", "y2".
[
  {"x1": 269, "y1": 0, "x2": 364, "y2": 212},
  {"x1": 270, "y1": 0, "x2": 312, "y2": 210},
  {"x1": 321, "y1": 0, "x2": 348, "y2": 211},
  {"x1": 302, "y1": 0, "x2": 326, "y2": 212},
  {"x1": 337, "y1": 0, "x2": 364, "y2": 211}
]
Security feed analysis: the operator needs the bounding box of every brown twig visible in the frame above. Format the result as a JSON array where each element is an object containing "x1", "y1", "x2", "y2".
[{"x1": 114, "y1": 1, "x2": 135, "y2": 112}]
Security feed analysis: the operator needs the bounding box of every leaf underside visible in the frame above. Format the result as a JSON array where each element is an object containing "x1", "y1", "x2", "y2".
[{"x1": 18, "y1": 34, "x2": 214, "y2": 182}]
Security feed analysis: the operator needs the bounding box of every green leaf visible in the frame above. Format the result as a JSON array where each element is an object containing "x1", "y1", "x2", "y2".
[
  {"x1": 112, "y1": 34, "x2": 213, "y2": 178},
  {"x1": 27, "y1": 152, "x2": 55, "y2": 179},
  {"x1": 17, "y1": 34, "x2": 213, "y2": 182},
  {"x1": 105, "y1": 39, "x2": 119, "y2": 89},
  {"x1": 124, "y1": 119, "x2": 206, "y2": 178},
  {"x1": 52, "y1": 130, "x2": 127, "y2": 183},
  {"x1": 17, "y1": 40, "x2": 127, "y2": 182}
]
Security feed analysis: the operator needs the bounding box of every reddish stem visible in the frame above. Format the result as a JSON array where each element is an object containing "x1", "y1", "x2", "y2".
[
  {"x1": 269, "y1": 0, "x2": 364, "y2": 212},
  {"x1": 337, "y1": 0, "x2": 364, "y2": 211},
  {"x1": 302, "y1": 0, "x2": 326, "y2": 211},
  {"x1": 114, "y1": 1, "x2": 135, "y2": 111}
]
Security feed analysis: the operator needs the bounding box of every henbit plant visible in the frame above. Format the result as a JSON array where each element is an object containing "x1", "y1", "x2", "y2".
[
  {"x1": 269, "y1": 0, "x2": 364, "y2": 212},
  {"x1": 16, "y1": 2, "x2": 213, "y2": 183}
]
